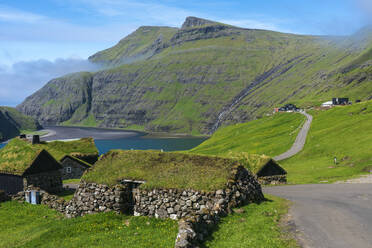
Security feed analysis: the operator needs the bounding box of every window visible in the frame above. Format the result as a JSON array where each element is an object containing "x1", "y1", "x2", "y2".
[{"x1": 66, "y1": 167, "x2": 72, "y2": 173}]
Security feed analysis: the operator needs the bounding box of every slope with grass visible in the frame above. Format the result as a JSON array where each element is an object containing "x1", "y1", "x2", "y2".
[
  {"x1": 191, "y1": 100, "x2": 372, "y2": 184},
  {"x1": 190, "y1": 113, "x2": 305, "y2": 157},
  {"x1": 17, "y1": 17, "x2": 372, "y2": 135},
  {"x1": 0, "y1": 201, "x2": 177, "y2": 248},
  {"x1": 281, "y1": 101, "x2": 372, "y2": 184},
  {"x1": 0, "y1": 107, "x2": 40, "y2": 142}
]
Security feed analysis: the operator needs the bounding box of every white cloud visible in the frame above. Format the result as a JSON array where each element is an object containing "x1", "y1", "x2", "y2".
[
  {"x1": 218, "y1": 18, "x2": 295, "y2": 33},
  {"x1": 0, "y1": 58, "x2": 101, "y2": 106},
  {"x1": 0, "y1": 6, "x2": 45, "y2": 23}
]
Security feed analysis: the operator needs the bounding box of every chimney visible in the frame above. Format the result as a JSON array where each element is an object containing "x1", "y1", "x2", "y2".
[{"x1": 32, "y1": 135, "x2": 40, "y2": 145}]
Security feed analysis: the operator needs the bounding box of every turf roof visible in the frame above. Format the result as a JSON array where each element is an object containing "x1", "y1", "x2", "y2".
[
  {"x1": 0, "y1": 138, "x2": 97, "y2": 175},
  {"x1": 224, "y1": 152, "x2": 281, "y2": 175},
  {"x1": 0, "y1": 138, "x2": 45, "y2": 175},
  {"x1": 82, "y1": 150, "x2": 246, "y2": 191}
]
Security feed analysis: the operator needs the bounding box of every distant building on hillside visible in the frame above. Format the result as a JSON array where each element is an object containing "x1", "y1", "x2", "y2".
[
  {"x1": 332, "y1": 98, "x2": 349, "y2": 105},
  {"x1": 278, "y1": 104, "x2": 300, "y2": 112},
  {"x1": 321, "y1": 101, "x2": 333, "y2": 107}
]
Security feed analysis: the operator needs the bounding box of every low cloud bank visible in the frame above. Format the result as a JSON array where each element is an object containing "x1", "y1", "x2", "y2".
[{"x1": 0, "y1": 58, "x2": 100, "y2": 106}]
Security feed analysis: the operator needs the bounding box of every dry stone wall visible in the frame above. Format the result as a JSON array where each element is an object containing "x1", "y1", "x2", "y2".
[
  {"x1": 65, "y1": 182, "x2": 132, "y2": 218},
  {"x1": 134, "y1": 166, "x2": 264, "y2": 220},
  {"x1": 258, "y1": 175, "x2": 287, "y2": 185}
]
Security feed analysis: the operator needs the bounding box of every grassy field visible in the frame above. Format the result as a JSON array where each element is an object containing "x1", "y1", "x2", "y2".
[
  {"x1": 82, "y1": 150, "x2": 243, "y2": 191},
  {"x1": 0, "y1": 195, "x2": 297, "y2": 248},
  {"x1": 281, "y1": 101, "x2": 372, "y2": 184},
  {"x1": 190, "y1": 113, "x2": 305, "y2": 157},
  {"x1": 204, "y1": 195, "x2": 298, "y2": 248},
  {"x1": 0, "y1": 201, "x2": 178, "y2": 248}
]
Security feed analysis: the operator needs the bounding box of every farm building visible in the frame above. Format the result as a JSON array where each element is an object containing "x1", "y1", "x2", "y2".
[
  {"x1": 278, "y1": 103, "x2": 300, "y2": 112},
  {"x1": 333, "y1": 98, "x2": 349, "y2": 105},
  {"x1": 0, "y1": 138, "x2": 63, "y2": 194},
  {"x1": 60, "y1": 155, "x2": 91, "y2": 180},
  {"x1": 225, "y1": 152, "x2": 287, "y2": 184},
  {"x1": 65, "y1": 150, "x2": 264, "y2": 219}
]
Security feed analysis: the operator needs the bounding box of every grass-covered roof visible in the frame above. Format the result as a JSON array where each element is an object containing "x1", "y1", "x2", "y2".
[
  {"x1": 0, "y1": 138, "x2": 97, "y2": 175},
  {"x1": 0, "y1": 138, "x2": 44, "y2": 175},
  {"x1": 82, "y1": 150, "x2": 246, "y2": 191},
  {"x1": 39, "y1": 138, "x2": 98, "y2": 161},
  {"x1": 220, "y1": 152, "x2": 285, "y2": 176}
]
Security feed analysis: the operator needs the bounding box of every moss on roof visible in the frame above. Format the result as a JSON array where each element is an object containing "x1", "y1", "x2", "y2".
[
  {"x1": 0, "y1": 138, "x2": 97, "y2": 175},
  {"x1": 224, "y1": 152, "x2": 276, "y2": 174},
  {"x1": 82, "y1": 150, "x2": 245, "y2": 191},
  {"x1": 0, "y1": 138, "x2": 44, "y2": 175},
  {"x1": 40, "y1": 138, "x2": 98, "y2": 161}
]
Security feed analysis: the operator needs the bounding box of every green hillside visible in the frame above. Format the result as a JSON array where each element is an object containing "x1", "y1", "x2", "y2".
[
  {"x1": 17, "y1": 17, "x2": 372, "y2": 135},
  {"x1": 191, "y1": 101, "x2": 372, "y2": 184},
  {"x1": 282, "y1": 101, "x2": 372, "y2": 184},
  {"x1": 190, "y1": 113, "x2": 305, "y2": 156},
  {"x1": 0, "y1": 107, "x2": 40, "y2": 142}
]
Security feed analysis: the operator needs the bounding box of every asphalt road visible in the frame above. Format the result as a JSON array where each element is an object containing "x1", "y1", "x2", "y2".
[
  {"x1": 273, "y1": 112, "x2": 313, "y2": 161},
  {"x1": 264, "y1": 184, "x2": 372, "y2": 248}
]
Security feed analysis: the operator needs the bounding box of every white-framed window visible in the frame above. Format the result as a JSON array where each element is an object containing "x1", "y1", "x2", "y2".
[{"x1": 66, "y1": 167, "x2": 72, "y2": 173}]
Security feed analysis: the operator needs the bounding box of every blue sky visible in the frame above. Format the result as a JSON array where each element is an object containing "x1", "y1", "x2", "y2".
[{"x1": 0, "y1": 0, "x2": 371, "y2": 106}]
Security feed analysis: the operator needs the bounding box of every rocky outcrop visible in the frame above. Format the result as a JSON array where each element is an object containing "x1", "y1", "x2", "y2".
[{"x1": 181, "y1": 17, "x2": 218, "y2": 29}]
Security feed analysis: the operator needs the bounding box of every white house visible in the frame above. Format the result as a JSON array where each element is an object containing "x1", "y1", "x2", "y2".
[{"x1": 321, "y1": 101, "x2": 333, "y2": 107}]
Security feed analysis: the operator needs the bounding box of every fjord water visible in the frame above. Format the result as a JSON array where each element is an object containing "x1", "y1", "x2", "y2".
[
  {"x1": 95, "y1": 137, "x2": 207, "y2": 155},
  {"x1": 0, "y1": 126, "x2": 207, "y2": 154}
]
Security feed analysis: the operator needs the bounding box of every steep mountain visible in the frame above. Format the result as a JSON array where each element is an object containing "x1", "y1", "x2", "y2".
[
  {"x1": 17, "y1": 17, "x2": 372, "y2": 135},
  {"x1": 0, "y1": 107, "x2": 41, "y2": 141}
]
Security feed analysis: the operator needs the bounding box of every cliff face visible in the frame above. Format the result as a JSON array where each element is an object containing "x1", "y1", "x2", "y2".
[
  {"x1": 17, "y1": 17, "x2": 372, "y2": 135},
  {"x1": 0, "y1": 107, "x2": 40, "y2": 141}
]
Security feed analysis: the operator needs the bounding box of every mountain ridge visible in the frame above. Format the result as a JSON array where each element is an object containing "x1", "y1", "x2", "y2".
[{"x1": 17, "y1": 17, "x2": 372, "y2": 135}]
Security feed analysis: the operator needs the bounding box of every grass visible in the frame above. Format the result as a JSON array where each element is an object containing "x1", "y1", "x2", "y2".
[
  {"x1": 281, "y1": 101, "x2": 372, "y2": 184},
  {"x1": 63, "y1": 179, "x2": 81, "y2": 184},
  {"x1": 0, "y1": 201, "x2": 178, "y2": 248},
  {"x1": 82, "y1": 150, "x2": 243, "y2": 191},
  {"x1": 203, "y1": 194, "x2": 298, "y2": 248},
  {"x1": 190, "y1": 113, "x2": 305, "y2": 157},
  {"x1": 191, "y1": 100, "x2": 372, "y2": 184}
]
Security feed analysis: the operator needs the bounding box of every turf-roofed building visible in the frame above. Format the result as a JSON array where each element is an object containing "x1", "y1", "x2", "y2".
[
  {"x1": 66, "y1": 150, "x2": 264, "y2": 219},
  {"x1": 0, "y1": 138, "x2": 63, "y2": 194}
]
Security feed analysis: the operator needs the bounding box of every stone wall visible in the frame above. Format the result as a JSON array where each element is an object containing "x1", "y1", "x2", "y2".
[
  {"x1": 12, "y1": 186, "x2": 68, "y2": 213},
  {"x1": 65, "y1": 182, "x2": 133, "y2": 218},
  {"x1": 60, "y1": 157, "x2": 88, "y2": 180},
  {"x1": 258, "y1": 175, "x2": 287, "y2": 185},
  {"x1": 23, "y1": 170, "x2": 63, "y2": 193},
  {"x1": 133, "y1": 166, "x2": 264, "y2": 220}
]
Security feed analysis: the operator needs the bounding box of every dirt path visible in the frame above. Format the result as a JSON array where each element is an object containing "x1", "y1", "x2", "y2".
[
  {"x1": 264, "y1": 184, "x2": 372, "y2": 248},
  {"x1": 273, "y1": 111, "x2": 312, "y2": 161}
]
